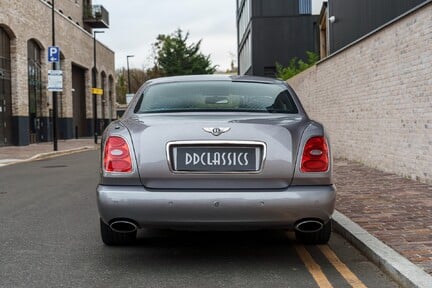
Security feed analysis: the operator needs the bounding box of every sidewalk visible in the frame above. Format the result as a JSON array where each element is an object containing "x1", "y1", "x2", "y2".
[
  {"x1": 0, "y1": 141, "x2": 431, "y2": 286},
  {"x1": 333, "y1": 159, "x2": 432, "y2": 275},
  {"x1": 0, "y1": 138, "x2": 98, "y2": 166}
]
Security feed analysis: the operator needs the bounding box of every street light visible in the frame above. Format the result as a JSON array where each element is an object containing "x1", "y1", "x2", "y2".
[
  {"x1": 126, "y1": 55, "x2": 134, "y2": 93},
  {"x1": 93, "y1": 30, "x2": 104, "y2": 144}
]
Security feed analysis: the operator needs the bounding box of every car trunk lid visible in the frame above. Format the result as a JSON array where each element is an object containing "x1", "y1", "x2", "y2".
[{"x1": 124, "y1": 113, "x2": 307, "y2": 189}]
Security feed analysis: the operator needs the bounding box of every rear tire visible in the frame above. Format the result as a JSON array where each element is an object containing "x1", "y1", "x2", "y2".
[
  {"x1": 295, "y1": 220, "x2": 332, "y2": 245},
  {"x1": 100, "y1": 218, "x2": 137, "y2": 246}
]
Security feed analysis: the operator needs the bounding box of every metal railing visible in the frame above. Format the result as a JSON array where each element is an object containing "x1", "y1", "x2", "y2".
[{"x1": 83, "y1": 5, "x2": 109, "y2": 28}]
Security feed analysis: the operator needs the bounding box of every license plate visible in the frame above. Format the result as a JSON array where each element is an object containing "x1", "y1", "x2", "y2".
[{"x1": 174, "y1": 147, "x2": 258, "y2": 172}]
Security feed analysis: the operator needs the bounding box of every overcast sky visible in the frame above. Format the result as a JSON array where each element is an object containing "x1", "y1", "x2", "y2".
[{"x1": 94, "y1": 0, "x2": 237, "y2": 71}]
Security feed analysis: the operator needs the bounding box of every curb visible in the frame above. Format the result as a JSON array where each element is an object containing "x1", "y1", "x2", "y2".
[
  {"x1": 29, "y1": 145, "x2": 98, "y2": 161},
  {"x1": 0, "y1": 146, "x2": 98, "y2": 167},
  {"x1": 333, "y1": 210, "x2": 432, "y2": 288}
]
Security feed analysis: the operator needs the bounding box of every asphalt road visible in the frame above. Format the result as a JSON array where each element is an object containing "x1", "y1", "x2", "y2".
[{"x1": 0, "y1": 150, "x2": 399, "y2": 288}]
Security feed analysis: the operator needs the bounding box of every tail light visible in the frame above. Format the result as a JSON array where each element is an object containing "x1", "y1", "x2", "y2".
[
  {"x1": 301, "y1": 136, "x2": 329, "y2": 172},
  {"x1": 103, "y1": 136, "x2": 133, "y2": 173}
]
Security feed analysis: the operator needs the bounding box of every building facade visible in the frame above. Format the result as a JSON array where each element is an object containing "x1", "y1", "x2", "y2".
[
  {"x1": 319, "y1": 0, "x2": 427, "y2": 57},
  {"x1": 0, "y1": 0, "x2": 115, "y2": 146},
  {"x1": 237, "y1": 0, "x2": 322, "y2": 77}
]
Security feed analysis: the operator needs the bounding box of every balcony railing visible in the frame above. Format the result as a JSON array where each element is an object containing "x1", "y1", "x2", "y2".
[{"x1": 83, "y1": 5, "x2": 109, "y2": 28}]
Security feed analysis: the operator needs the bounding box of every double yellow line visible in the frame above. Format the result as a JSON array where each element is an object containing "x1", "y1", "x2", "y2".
[{"x1": 296, "y1": 245, "x2": 368, "y2": 288}]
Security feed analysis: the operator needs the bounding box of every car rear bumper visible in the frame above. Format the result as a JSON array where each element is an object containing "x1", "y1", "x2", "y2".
[{"x1": 97, "y1": 185, "x2": 336, "y2": 230}]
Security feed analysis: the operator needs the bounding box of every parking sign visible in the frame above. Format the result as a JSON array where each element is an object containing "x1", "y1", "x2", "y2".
[{"x1": 48, "y1": 46, "x2": 60, "y2": 63}]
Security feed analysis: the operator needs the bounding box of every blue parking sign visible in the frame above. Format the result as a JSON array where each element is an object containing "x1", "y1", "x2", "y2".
[{"x1": 48, "y1": 46, "x2": 60, "y2": 63}]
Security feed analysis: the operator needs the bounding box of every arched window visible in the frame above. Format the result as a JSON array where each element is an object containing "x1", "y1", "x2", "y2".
[
  {"x1": 27, "y1": 40, "x2": 43, "y2": 143},
  {"x1": 0, "y1": 27, "x2": 12, "y2": 146}
]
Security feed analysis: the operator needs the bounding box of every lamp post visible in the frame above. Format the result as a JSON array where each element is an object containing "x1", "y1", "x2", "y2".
[
  {"x1": 51, "y1": 0, "x2": 58, "y2": 151},
  {"x1": 92, "y1": 30, "x2": 104, "y2": 144},
  {"x1": 126, "y1": 55, "x2": 134, "y2": 93}
]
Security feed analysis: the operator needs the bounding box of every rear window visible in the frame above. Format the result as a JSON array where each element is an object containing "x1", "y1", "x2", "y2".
[{"x1": 134, "y1": 81, "x2": 298, "y2": 114}]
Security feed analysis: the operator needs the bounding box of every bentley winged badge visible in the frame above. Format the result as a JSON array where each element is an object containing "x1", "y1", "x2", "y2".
[{"x1": 203, "y1": 127, "x2": 231, "y2": 136}]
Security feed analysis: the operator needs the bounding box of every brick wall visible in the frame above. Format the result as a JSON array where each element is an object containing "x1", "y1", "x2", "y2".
[
  {"x1": 288, "y1": 2, "x2": 432, "y2": 184},
  {"x1": 42, "y1": 0, "x2": 85, "y2": 28},
  {"x1": 0, "y1": 0, "x2": 115, "y2": 119}
]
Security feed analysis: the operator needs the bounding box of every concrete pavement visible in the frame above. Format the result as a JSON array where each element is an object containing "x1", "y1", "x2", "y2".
[{"x1": 0, "y1": 139, "x2": 431, "y2": 287}]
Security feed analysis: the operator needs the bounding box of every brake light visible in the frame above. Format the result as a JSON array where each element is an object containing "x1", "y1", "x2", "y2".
[
  {"x1": 301, "y1": 136, "x2": 329, "y2": 172},
  {"x1": 103, "y1": 136, "x2": 133, "y2": 173}
]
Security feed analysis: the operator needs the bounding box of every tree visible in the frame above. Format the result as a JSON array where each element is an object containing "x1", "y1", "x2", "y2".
[
  {"x1": 115, "y1": 69, "x2": 127, "y2": 104},
  {"x1": 115, "y1": 29, "x2": 215, "y2": 104},
  {"x1": 153, "y1": 29, "x2": 216, "y2": 76},
  {"x1": 115, "y1": 65, "x2": 165, "y2": 104},
  {"x1": 129, "y1": 68, "x2": 147, "y2": 93},
  {"x1": 275, "y1": 51, "x2": 319, "y2": 80}
]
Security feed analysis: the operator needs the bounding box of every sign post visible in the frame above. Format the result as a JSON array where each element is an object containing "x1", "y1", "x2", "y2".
[{"x1": 50, "y1": 1, "x2": 59, "y2": 151}]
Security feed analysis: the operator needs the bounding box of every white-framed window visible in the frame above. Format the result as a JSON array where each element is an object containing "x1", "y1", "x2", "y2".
[
  {"x1": 238, "y1": 0, "x2": 251, "y2": 41},
  {"x1": 299, "y1": 0, "x2": 312, "y2": 14}
]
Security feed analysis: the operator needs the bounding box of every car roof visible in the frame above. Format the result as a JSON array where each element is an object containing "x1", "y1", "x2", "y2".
[{"x1": 145, "y1": 74, "x2": 286, "y2": 85}]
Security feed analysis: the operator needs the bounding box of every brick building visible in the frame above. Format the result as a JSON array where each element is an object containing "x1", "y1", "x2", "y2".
[{"x1": 0, "y1": 0, "x2": 115, "y2": 146}]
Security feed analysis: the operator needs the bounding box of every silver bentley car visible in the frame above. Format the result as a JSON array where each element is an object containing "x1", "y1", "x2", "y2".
[{"x1": 97, "y1": 75, "x2": 336, "y2": 245}]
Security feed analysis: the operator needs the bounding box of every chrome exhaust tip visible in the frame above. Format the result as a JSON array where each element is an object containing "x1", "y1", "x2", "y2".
[
  {"x1": 110, "y1": 220, "x2": 138, "y2": 233},
  {"x1": 295, "y1": 220, "x2": 323, "y2": 233}
]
